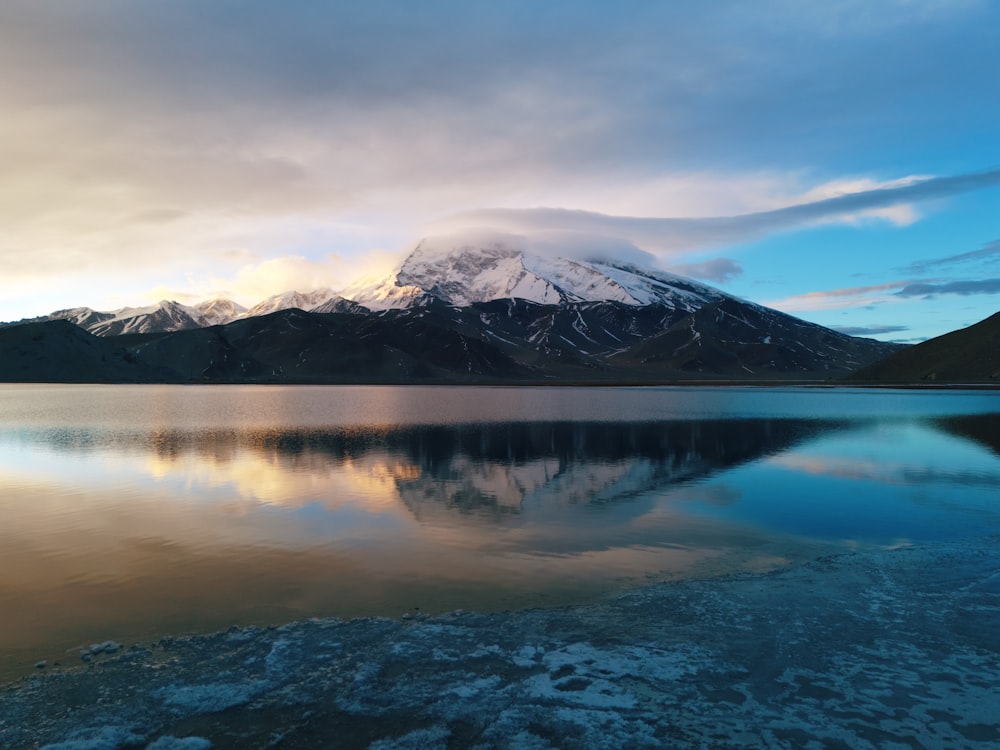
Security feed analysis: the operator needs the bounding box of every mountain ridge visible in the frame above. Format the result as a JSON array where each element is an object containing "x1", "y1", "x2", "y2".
[
  {"x1": 1, "y1": 238, "x2": 905, "y2": 383},
  {"x1": 5, "y1": 237, "x2": 894, "y2": 345}
]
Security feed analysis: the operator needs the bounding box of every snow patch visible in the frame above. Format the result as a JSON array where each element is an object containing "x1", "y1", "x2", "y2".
[
  {"x1": 39, "y1": 726, "x2": 145, "y2": 750},
  {"x1": 156, "y1": 681, "x2": 261, "y2": 714}
]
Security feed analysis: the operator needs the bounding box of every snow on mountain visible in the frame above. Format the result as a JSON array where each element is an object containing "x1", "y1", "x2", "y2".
[
  {"x1": 85, "y1": 300, "x2": 207, "y2": 336},
  {"x1": 243, "y1": 289, "x2": 338, "y2": 318},
  {"x1": 40, "y1": 300, "x2": 205, "y2": 337},
  {"x1": 309, "y1": 296, "x2": 369, "y2": 315},
  {"x1": 44, "y1": 306, "x2": 117, "y2": 330},
  {"x1": 344, "y1": 235, "x2": 729, "y2": 312},
  {"x1": 195, "y1": 298, "x2": 248, "y2": 326},
  {"x1": 8, "y1": 298, "x2": 248, "y2": 336},
  {"x1": 343, "y1": 279, "x2": 431, "y2": 310},
  {"x1": 6, "y1": 233, "x2": 754, "y2": 336}
]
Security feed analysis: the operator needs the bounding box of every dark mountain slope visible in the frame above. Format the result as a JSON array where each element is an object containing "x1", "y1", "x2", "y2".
[
  {"x1": 613, "y1": 298, "x2": 903, "y2": 379},
  {"x1": 127, "y1": 308, "x2": 530, "y2": 383},
  {"x1": 372, "y1": 299, "x2": 689, "y2": 373},
  {"x1": 372, "y1": 298, "x2": 902, "y2": 380},
  {"x1": 1, "y1": 301, "x2": 903, "y2": 384},
  {"x1": 0, "y1": 320, "x2": 146, "y2": 382},
  {"x1": 846, "y1": 311, "x2": 1000, "y2": 383}
]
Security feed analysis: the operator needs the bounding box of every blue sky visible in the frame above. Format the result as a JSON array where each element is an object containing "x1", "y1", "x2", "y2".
[{"x1": 1, "y1": 0, "x2": 998, "y2": 341}]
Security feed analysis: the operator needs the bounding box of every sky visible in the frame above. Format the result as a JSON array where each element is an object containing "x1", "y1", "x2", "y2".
[{"x1": 1, "y1": 0, "x2": 999, "y2": 342}]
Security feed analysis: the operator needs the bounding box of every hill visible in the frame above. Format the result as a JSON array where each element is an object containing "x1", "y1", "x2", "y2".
[
  {"x1": 0, "y1": 320, "x2": 148, "y2": 382},
  {"x1": 846, "y1": 311, "x2": 1000, "y2": 384}
]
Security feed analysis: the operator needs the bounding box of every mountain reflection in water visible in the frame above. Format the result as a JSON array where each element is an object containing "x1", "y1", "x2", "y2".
[
  {"x1": 4, "y1": 384, "x2": 1000, "y2": 684},
  {"x1": 13, "y1": 419, "x2": 835, "y2": 520}
]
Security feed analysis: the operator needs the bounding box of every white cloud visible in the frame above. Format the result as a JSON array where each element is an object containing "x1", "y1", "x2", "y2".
[
  {"x1": 670, "y1": 258, "x2": 744, "y2": 283},
  {"x1": 440, "y1": 170, "x2": 1000, "y2": 258},
  {"x1": 0, "y1": 1, "x2": 997, "y2": 319},
  {"x1": 792, "y1": 175, "x2": 929, "y2": 226},
  {"x1": 137, "y1": 249, "x2": 406, "y2": 308},
  {"x1": 763, "y1": 281, "x2": 914, "y2": 312}
]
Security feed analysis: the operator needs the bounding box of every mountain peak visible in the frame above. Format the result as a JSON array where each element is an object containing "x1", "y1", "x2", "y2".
[
  {"x1": 196, "y1": 298, "x2": 249, "y2": 327},
  {"x1": 346, "y1": 235, "x2": 727, "y2": 311},
  {"x1": 244, "y1": 289, "x2": 337, "y2": 319}
]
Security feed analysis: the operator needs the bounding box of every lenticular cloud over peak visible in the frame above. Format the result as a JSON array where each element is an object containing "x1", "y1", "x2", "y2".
[{"x1": 441, "y1": 169, "x2": 1000, "y2": 257}]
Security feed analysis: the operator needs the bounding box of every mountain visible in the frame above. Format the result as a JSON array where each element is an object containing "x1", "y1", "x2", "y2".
[
  {"x1": 335, "y1": 236, "x2": 900, "y2": 378},
  {"x1": 846, "y1": 311, "x2": 1000, "y2": 383},
  {"x1": 123, "y1": 308, "x2": 527, "y2": 382},
  {"x1": 195, "y1": 298, "x2": 248, "y2": 327},
  {"x1": 347, "y1": 235, "x2": 729, "y2": 311},
  {"x1": 6, "y1": 291, "x2": 362, "y2": 338},
  {"x1": 0, "y1": 301, "x2": 900, "y2": 385},
  {"x1": 303, "y1": 296, "x2": 368, "y2": 315},
  {"x1": 108, "y1": 293, "x2": 896, "y2": 384},
  {"x1": 60, "y1": 300, "x2": 208, "y2": 336},
  {"x1": 0, "y1": 320, "x2": 148, "y2": 382},
  {"x1": 373, "y1": 297, "x2": 899, "y2": 380},
  {"x1": 0, "y1": 237, "x2": 905, "y2": 383},
  {"x1": 5, "y1": 299, "x2": 247, "y2": 337},
  {"x1": 243, "y1": 289, "x2": 340, "y2": 318}
]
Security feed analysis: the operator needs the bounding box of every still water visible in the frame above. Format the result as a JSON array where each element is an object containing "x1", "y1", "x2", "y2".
[{"x1": 2, "y1": 384, "x2": 1000, "y2": 680}]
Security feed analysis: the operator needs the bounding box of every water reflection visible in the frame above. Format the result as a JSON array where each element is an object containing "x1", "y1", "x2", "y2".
[
  {"x1": 936, "y1": 413, "x2": 1000, "y2": 457},
  {"x1": 5, "y1": 420, "x2": 837, "y2": 520},
  {"x1": 3, "y1": 385, "x2": 1000, "y2": 683}
]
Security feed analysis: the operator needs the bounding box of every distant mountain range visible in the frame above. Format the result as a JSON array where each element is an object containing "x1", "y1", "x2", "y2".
[
  {"x1": 5, "y1": 291, "x2": 366, "y2": 337},
  {"x1": 1, "y1": 237, "x2": 905, "y2": 384}
]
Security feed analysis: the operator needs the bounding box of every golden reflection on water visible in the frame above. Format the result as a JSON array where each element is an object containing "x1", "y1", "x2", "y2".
[
  {"x1": 1, "y1": 420, "x2": 822, "y2": 681},
  {"x1": 6, "y1": 384, "x2": 1000, "y2": 683}
]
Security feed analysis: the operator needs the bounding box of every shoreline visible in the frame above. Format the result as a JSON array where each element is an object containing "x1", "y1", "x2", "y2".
[
  {"x1": 2, "y1": 379, "x2": 999, "y2": 389},
  {"x1": 3, "y1": 537, "x2": 998, "y2": 749}
]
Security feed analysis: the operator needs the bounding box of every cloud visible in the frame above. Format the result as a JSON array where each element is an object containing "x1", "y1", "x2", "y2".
[
  {"x1": 895, "y1": 279, "x2": 1000, "y2": 297},
  {"x1": 765, "y1": 281, "x2": 913, "y2": 312},
  {"x1": 792, "y1": 175, "x2": 927, "y2": 226},
  {"x1": 0, "y1": 0, "x2": 998, "y2": 318},
  {"x1": 445, "y1": 170, "x2": 1000, "y2": 255},
  {"x1": 525, "y1": 233, "x2": 660, "y2": 267},
  {"x1": 3, "y1": 2, "x2": 997, "y2": 235},
  {"x1": 159, "y1": 251, "x2": 404, "y2": 307},
  {"x1": 831, "y1": 324, "x2": 909, "y2": 336},
  {"x1": 903, "y1": 240, "x2": 1000, "y2": 273},
  {"x1": 670, "y1": 258, "x2": 744, "y2": 283}
]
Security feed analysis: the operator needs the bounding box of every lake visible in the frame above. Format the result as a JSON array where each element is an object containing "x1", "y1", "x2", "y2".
[{"x1": 2, "y1": 383, "x2": 1000, "y2": 683}]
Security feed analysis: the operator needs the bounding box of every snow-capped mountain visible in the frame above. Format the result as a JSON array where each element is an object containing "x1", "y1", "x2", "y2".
[
  {"x1": 243, "y1": 289, "x2": 339, "y2": 319},
  {"x1": 195, "y1": 298, "x2": 248, "y2": 327},
  {"x1": 48, "y1": 300, "x2": 207, "y2": 337},
  {"x1": 309, "y1": 296, "x2": 370, "y2": 315},
  {"x1": 1, "y1": 234, "x2": 905, "y2": 383},
  {"x1": 9, "y1": 291, "x2": 345, "y2": 338},
  {"x1": 7, "y1": 234, "x2": 773, "y2": 335},
  {"x1": 15, "y1": 299, "x2": 249, "y2": 337},
  {"x1": 346, "y1": 235, "x2": 728, "y2": 311}
]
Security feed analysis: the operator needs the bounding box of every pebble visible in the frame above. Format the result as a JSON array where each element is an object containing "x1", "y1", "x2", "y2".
[
  {"x1": 82, "y1": 640, "x2": 122, "y2": 660},
  {"x1": 89, "y1": 640, "x2": 121, "y2": 655}
]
